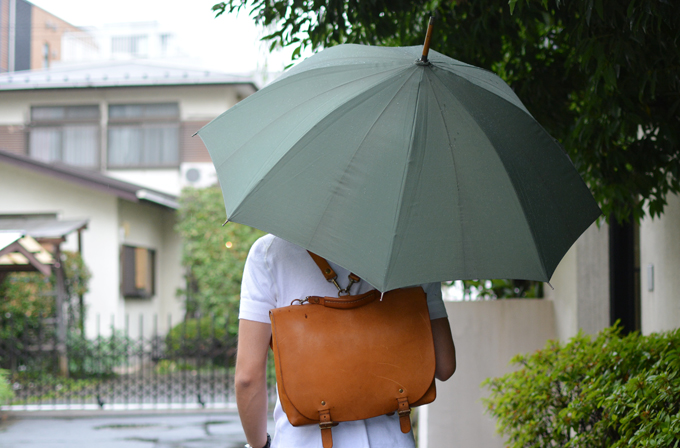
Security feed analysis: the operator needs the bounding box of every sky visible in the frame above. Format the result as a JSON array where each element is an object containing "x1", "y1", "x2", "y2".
[{"x1": 29, "y1": 0, "x2": 301, "y2": 78}]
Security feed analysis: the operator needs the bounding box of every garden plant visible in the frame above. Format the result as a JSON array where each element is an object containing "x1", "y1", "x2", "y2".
[{"x1": 483, "y1": 325, "x2": 680, "y2": 447}]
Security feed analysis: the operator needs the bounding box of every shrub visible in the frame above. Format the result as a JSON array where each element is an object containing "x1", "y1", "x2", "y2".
[
  {"x1": 483, "y1": 325, "x2": 680, "y2": 448},
  {"x1": 0, "y1": 251, "x2": 91, "y2": 341},
  {"x1": 165, "y1": 316, "x2": 235, "y2": 366},
  {"x1": 66, "y1": 331, "x2": 135, "y2": 377},
  {"x1": 0, "y1": 369, "x2": 13, "y2": 405}
]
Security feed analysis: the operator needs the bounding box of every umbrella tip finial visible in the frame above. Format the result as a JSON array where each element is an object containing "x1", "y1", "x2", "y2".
[{"x1": 417, "y1": 16, "x2": 435, "y2": 65}]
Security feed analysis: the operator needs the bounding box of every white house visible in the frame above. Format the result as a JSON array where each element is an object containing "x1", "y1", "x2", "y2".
[
  {"x1": 0, "y1": 149, "x2": 181, "y2": 338},
  {"x1": 0, "y1": 61, "x2": 257, "y2": 338},
  {"x1": 0, "y1": 60, "x2": 257, "y2": 195}
]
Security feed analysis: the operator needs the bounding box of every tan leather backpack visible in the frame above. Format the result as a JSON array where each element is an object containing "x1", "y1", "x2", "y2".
[{"x1": 269, "y1": 254, "x2": 437, "y2": 448}]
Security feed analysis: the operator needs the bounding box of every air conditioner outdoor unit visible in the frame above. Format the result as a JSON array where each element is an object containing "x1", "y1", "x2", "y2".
[{"x1": 180, "y1": 163, "x2": 218, "y2": 189}]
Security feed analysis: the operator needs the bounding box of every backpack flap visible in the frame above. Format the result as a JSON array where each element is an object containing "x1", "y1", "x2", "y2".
[{"x1": 270, "y1": 287, "x2": 436, "y2": 426}]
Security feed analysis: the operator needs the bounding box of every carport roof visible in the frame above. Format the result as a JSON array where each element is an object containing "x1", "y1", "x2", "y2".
[
  {"x1": 0, "y1": 231, "x2": 55, "y2": 275},
  {"x1": 0, "y1": 216, "x2": 89, "y2": 240}
]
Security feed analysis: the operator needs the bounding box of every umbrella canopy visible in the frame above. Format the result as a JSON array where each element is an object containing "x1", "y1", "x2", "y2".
[{"x1": 198, "y1": 44, "x2": 601, "y2": 292}]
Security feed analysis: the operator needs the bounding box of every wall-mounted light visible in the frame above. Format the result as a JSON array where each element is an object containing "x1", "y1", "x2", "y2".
[{"x1": 647, "y1": 264, "x2": 654, "y2": 292}]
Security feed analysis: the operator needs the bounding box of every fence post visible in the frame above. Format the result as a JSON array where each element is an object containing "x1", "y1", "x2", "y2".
[{"x1": 53, "y1": 246, "x2": 68, "y2": 377}]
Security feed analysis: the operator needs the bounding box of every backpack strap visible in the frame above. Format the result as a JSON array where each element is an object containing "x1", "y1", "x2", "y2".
[{"x1": 307, "y1": 251, "x2": 360, "y2": 295}]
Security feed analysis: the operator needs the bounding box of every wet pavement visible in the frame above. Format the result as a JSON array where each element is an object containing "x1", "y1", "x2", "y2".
[{"x1": 0, "y1": 409, "x2": 275, "y2": 448}]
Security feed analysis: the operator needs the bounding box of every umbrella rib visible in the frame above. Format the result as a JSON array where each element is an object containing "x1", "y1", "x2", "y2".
[
  {"x1": 304, "y1": 68, "x2": 423, "y2": 253},
  {"x1": 384, "y1": 68, "x2": 468, "y2": 283},
  {"x1": 428, "y1": 78, "x2": 468, "y2": 278},
  {"x1": 233, "y1": 66, "x2": 415, "y2": 214},
  {"x1": 214, "y1": 65, "x2": 408, "y2": 180},
  {"x1": 429, "y1": 68, "x2": 550, "y2": 279},
  {"x1": 210, "y1": 65, "x2": 411, "y2": 222},
  {"x1": 430, "y1": 60, "x2": 533, "y2": 117},
  {"x1": 383, "y1": 70, "x2": 426, "y2": 283}
]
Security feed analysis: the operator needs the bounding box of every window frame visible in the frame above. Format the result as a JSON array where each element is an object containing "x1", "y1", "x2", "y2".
[
  {"x1": 120, "y1": 244, "x2": 156, "y2": 299},
  {"x1": 107, "y1": 102, "x2": 181, "y2": 169},
  {"x1": 28, "y1": 105, "x2": 102, "y2": 169}
]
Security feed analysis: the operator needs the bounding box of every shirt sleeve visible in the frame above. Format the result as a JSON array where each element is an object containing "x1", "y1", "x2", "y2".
[
  {"x1": 423, "y1": 282, "x2": 447, "y2": 320},
  {"x1": 239, "y1": 236, "x2": 278, "y2": 324}
]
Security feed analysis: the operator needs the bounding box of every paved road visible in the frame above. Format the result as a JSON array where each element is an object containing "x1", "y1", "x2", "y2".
[{"x1": 0, "y1": 410, "x2": 275, "y2": 448}]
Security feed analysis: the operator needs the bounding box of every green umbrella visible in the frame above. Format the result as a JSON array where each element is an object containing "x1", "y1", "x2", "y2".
[{"x1": 198, "y1": 43, "x2": 601, "y2": 292}]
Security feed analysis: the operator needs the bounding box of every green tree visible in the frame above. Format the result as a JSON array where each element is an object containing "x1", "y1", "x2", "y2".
[
  {"x1": 0, "y1": 251, "x2": 90, "y2": 340},
  {"x1": 214, "y1": 0, "x2": 680, "y2": 223},
  {"x1": 175, "y1": 186, "x2": 265, "y2": 334}
]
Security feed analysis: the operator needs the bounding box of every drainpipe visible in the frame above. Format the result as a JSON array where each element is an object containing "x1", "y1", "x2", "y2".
[{"x1": 8, "y1": 0, "x2": 16, "y2": 72}]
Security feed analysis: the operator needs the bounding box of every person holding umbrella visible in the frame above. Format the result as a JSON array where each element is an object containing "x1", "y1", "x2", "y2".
[
  {"x1": 234, "y1": 234, "x2": 457, "y2": 448},
  {"x1": 199, "y1": 22, "x2": 600, "y2": 448}
]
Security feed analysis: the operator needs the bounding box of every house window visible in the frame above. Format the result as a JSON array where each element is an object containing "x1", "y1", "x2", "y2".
[
  {"x1": 29, "y1": 105, "x2": 100, "y2": 169},
  {"x1": 121, "y1": 245, "x2": 155, "y2": 298},
  {"x1": 43, "y1": 43, "x2": 50, "y2": 69},
  {"x1": 111, "y1": 35, "x2": 148, "y2": 57},
  {"x1": 108, "y1": 103, "x2": 180, "y2": 168}
]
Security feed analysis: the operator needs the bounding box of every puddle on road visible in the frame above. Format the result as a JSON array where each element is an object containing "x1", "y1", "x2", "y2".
[
  {"x1": 92, "y1": 419, "x2": 244, "y2": 446},
  {"x1": 95, "y1": 423, "x2": 162, "y2": 430},
  {"x1": 203, "y1": 420, "x2": 229, "y2": 425},
  {"x1": 124, "y1": 436, "x2": 160, "y2": 443}
]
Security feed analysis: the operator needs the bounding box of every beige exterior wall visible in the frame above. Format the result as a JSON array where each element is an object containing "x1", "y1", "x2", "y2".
[
  {"x1": 106, "y1": 169, "x2": 182, "y2": 196},
  {"x1": 0, "y1": 161, "x2": 183, "y2": 338},
  {"x1": 421, "y1": 299, "x2": 556, "y2": 448},
  {"x1": 0, "y1": 161, "x2": 120, "y2": 337},
  {"x1": 0, "y1": 0, "x2": 8, "y2": 72},
  {"x1": 0, "y1": 90, "x2": 30, "y2": 123},
  {"x1": 640, "y1": 193, "x2": 680, "y2": 334},
  {"x1": 30, "y1": 5, "x2": 81, "y2": 70},
  {"x1": 0, "y1": 84, "x2": 241, "y2": 193},
  {"x1": 0, "y1": 85, "x2": 240, "y2": 120},
  {"x1": 118, "y1": 199, "x2": 184, "y2": 339},
  {"x1": 0, "y1": 124, "x2": 25, "y2": 153}
]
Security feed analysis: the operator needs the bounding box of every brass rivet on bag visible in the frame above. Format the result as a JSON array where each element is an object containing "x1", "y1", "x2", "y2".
[
  {"x1": 321, "y1": 401, "x2": 326, "y2": 406},
  {"x1": 399, "y1": 389, "x2": 404, "y2": 393},
  {"x1": 325, "y1": 268, "x2": 331, "y2": 274}
]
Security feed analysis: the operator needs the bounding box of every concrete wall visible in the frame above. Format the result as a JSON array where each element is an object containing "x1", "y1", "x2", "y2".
[
  {"x1": 640, "y1": 193, "x2": 680, "y2": 335},
  {"x1": 545, "y1": 220, "x2": 610, "y2": 341},
  {"x1": 421, "y1": 299, "x2": 556, "y2": 448}
]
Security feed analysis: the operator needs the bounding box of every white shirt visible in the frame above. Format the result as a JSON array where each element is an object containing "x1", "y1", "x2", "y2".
[{"x1": 240, "y1": 234, "x2": 447, "y2": 448}]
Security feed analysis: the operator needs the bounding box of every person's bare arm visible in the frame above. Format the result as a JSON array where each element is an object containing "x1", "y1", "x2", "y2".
[
  {"x1": 235, "y1": 319, "x2": 272, "y2": 448},
  {"x1": 431, "y1": 317, "x2": 456, "y2": 381}
]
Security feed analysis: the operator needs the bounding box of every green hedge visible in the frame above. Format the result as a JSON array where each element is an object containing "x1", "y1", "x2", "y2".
[
  {"x1": 0, "y1": 369, "x2": 13, "y2": 405},
  {"x1": 483, "y1": 325, "x2": 680, "y2": 448}
]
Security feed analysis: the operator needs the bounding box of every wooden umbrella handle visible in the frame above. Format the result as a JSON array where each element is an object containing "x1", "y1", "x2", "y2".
[{"x1": 420, "y1": 17, "x2": 435, "y2": 63}]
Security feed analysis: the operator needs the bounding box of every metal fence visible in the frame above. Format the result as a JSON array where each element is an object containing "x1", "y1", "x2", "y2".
[{"x1": 0, "y1": 314, "x2": 276, "y2": 411}]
